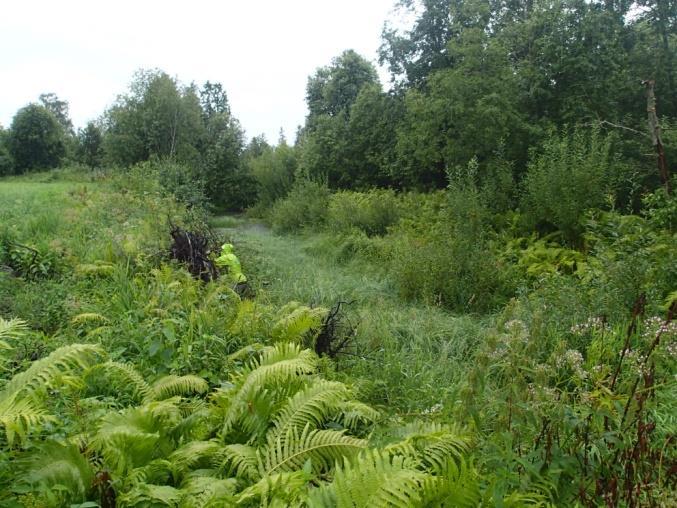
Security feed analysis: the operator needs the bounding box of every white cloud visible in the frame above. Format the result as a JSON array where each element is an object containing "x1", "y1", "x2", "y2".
[{"x1": 0, "y1": 0, "x2": 397, "y2": 142}]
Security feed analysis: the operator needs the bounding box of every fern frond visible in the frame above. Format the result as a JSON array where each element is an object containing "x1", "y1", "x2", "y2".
[
  {"x1": 85, "y1": 361, "x2": 151, "y2": 402},
  {"x1": 0, "y1": 394, "x2": 55, "y2": 445},
  {"x1": 169, "y1": 401, "x2": 218, "y2": 442},
  {"x1": 180, "y1": 476, "x2": 237, "y2": 508},
  {"x1": 260, "y1": 423, "x2": 367, "y2": 476},
  {"x1": 168, "y1": 440, "x2": 225, "y2": 481},
  {"x1": 271, "y1": 304, "x2": 328, "y2": 344},
  {"x1": 336, "y1": 400, "x2": 380, "y2": 430},
  {"x1": 21, "y1": 440, "x2": 94, "y2": 503},
  {"x1": 91, "y1": 406, "x2": 165, "y2": 476},
  {"x1": 117, "y1": 483, "x2": 182, "y2": 507},
  {"x1": 221, "y1": 343, "x2": 317, "y2": 437},
  {"x1": 235, "y1": 470, "x2": 310, "y2": 507},
  {"x1": 2, "y1": 343, "x2": 102, "y2": 397},
  {"x1": 219, "y1": 443, "x2": 259, "y2": 482},
  {"x1": 71, "y1": 312, "x2": 109, "y2": 325},
  {"x1": 0, "y1": 317, "x2": 28, "y2": 341},
  {"x1": 308, "y1": 450, "x2": 428, "y2": 508},
  {"x1": 384, "y1": 422, "x2": 469, "y2": 474},
  {"x1": 74, "y1": 262, "x2": 115, "y2": 277},
  {"x1": 418, "y1": 459, "x2": 481, "y2": 507},
  {"x1": 125, "y1": 459, "x2": 172, "y2": 487},
  {"x1": 147, "y1": 374, "x2": 209, "y2": 402},
  {"x1": 0, "y1": 344, "x2": 101, "y2": 444},
  {"x1": 272, "y1": 379, "x2": 350, "y2": 434}
]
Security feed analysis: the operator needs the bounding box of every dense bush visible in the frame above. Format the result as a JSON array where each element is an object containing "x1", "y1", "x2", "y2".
[
  {"x1": 521, "y1": 127, "x2": 615, "y2": 242},
  {"x1": 269, "y1": 179, "x2": 330, "y2": 233},
  {"x1": 388, "y1": 184, "x2": 514, "y2": 312},
  {"x1": 0, "y1": 128, "x2": 13, "y2": 176},
  {"x1": 247, "y1": 141, "x2": 297, "y2": 208},
  {"x1": 8, "y1": 104, "x2": 65, "y2": 173},
  {"x1": 327, "y1": 189, "x2": 404, "y2": 236}
]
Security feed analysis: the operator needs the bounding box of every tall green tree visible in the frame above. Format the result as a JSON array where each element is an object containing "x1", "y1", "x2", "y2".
[
  {"x1": 0, "y1": 125, "x2": 13, "y2": 176},
  {"x1": 306, "y1": 50, "x2": 379, "y2": 124},
  {"x1": 8, "y1": 104, "x2": 65, "y2": 173},
  {"x1": 77, "y1": 121, "x2": 104, "y2": 168},
  {"x1": 199, "y1": 81, "x2": 230, "y2": 120},
  {"x1": 380, "y1": 0, "x2": 458, "y2": 88},
  {"x1": 103, "y1": 70, "x2": 204, "y2": 166},
  {"x1": 302, "y1": 50, "x2": 380, "y2": 187},
  {"x1": 346, "y1": 84, "x2": 404, "y2": 187},
  {"x1": 39, "y1": 93, "x2": 74, "y2": 134},
  {"x1": 247, "y1": 137, "x2": 298, "y2": 207}
]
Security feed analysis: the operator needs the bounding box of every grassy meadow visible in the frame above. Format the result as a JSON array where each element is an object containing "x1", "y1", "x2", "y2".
[{"x1": 0, "y1": 168, "x2": 674, "y2": 507}]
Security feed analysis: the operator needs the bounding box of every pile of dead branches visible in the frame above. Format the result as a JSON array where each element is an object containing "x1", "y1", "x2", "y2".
[{"x1": 169, "y1": 226, "x2": 217, "y2": 282}]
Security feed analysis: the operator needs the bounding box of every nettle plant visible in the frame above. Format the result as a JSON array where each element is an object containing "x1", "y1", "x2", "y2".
[
  {"x1": 461, "y1": 297, "x2": 677, "y2": 506},
  {"x1": 0, "y1": 318, "x2": 482, "y2": 507}
]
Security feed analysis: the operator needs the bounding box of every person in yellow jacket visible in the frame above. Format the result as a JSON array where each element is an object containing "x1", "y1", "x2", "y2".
[{"x1": 214, "y1": 243, "x2": 247, "y2": 284}]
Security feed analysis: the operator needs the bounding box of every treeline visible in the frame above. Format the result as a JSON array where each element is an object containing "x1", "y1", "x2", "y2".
[
  {"x1": 267, "y1": 0, "x2": 675, "y2": 201},
  {"x1": 1, "y1": 0, "x2": 674, "y2": 214},
  {"x1": 0, "y1": 71, "x2": 252, "y2": 210}
]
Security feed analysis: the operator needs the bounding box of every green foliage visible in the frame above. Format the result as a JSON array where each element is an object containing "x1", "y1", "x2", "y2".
[
  {"x1": 9, "y1": 104, "x2": 66, "y2": 173},
  {"x1": 269, "y1": 179, "x2": 330, "y2": 233},
  {"x1": 327, "y1": 189, "x2": 404, "y2": 237},
  {"x1": 521, "y1": 127, "x2": 615, "y2": 242},
  {"x1": 388, "y1": 180, "x2": 513, "y2": 312},
  {"x1": 247, "y1": 140, "x2": 297, "y2": 208},
  {"x1": 642, "y1": 183, "x2": 677, "y2": 231},
  {"x1": 103, "y1": 70, "x2": 204, "y2": 166},
  {"x1": 0, "y1": 127, "x2": 13, "y2": 176},
  {"x1": 77, "y1": 121, "x2": 104, "y2": 168},
  {"x1": 0, "y1": 340, "x2": 101, "y2": 445}
]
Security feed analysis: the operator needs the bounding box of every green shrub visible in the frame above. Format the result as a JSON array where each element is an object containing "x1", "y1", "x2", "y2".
[
  {"x1": 327, "y1": 189, "x2": 403, "y2": 236},
  {"x1": 248, "y1": 142, "x2": 297, "y2": 208},
  {"x1": 521, "y1": 127, "x2": 614, "y2": 242},
  {"x1": 388, "y1": 186, "x2": 514, "y2": 312},
  {"x1": 8, "y1": 104, "x2": 66, "y2": 173},
  {"x1": 269, "y1": 179, "x2": 330, "y2": 233},
  {"x1": 642, "y1": 182, "x2": 676, "y2": 231},
  {"x1": 120, "y1": 160, "x2": 207, "y2": 209}
]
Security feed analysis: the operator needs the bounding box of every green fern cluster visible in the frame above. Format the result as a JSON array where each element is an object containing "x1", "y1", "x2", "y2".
[{"x1": 0, "y1": 334, "x2": 485, "y2": 507}]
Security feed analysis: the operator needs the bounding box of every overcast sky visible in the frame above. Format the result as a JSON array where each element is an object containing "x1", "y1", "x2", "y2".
[{"x1": 1, "y1": 0, "x2": 399, "y2": 142}]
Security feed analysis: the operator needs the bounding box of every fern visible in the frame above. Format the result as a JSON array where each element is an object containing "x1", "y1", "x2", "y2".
[
  {"x1": 0, "y1": 317, "x2": 28, "y2": 343},
  {"x1": 20, "y1": 440, "x2": 94, "y2": 503},
  {"x1": 271, "y1": 302, "x2": 328, "y2": 345},
  {"x1": 309, "y1": 450, "x2": 429, "y2": 508},
  {"x1": 0, "y1": 343, "x2": 101, "y2": 444},
  {"x1": 336, "y1": 400, "x2": 380, "y2": 431},
  {"x1": 260, "y1": 423, "x2": 367, "y2": 476},
  {"x1": 148, "y1": 374, "x2": 209, "y2": 402},
  {"x1": 221, "y1": 343, "x2": 316, "y2": 438},
  {"x1": 91, "y1": 405, "x2": 167, "y2": 476},
  {"x1": 85, "y1": 360, "x2": 152, "y2": 402},
  {"x1": 71, "y1": 312, "x2": 110, "y2": 325},
  {"x1": 0, "y1": 396, "x2": 54, "y2": 445},
  {"x1": 384, "y1": 422, "x2": 469, "y2": 474},
  {"x1": 235, "y1": 470, "x2": 310, "y2": 507},
  {"x1": 168, "y1": 440, "x2": 225, "y2": 482},
  {"x1": 272, "y1": 379, "x2": 350, "y2": 434},
  {"x1": 180, "y1": 476, "x2": 237, "y2": 508},
  {"x1": 2, "y1": 343, "x2": 101, "y2": 397},
  {"x1": 219, "y1": 443, "x2": 259, "y2": 482},
  {"x1": 118, "y1": 482, "x2": 182, "y2": 507}
]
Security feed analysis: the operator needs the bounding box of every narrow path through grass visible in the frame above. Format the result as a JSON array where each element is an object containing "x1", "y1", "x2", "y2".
[{"x1": 211, "y1": 215, "x2": 492, "y2": 414}]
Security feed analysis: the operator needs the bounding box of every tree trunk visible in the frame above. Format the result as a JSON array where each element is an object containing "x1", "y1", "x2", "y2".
[{"x1": 644, "y1": 80, "x2": 671, "y2": 194}]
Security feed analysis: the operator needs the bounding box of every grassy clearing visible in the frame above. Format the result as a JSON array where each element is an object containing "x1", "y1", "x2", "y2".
[
  {"x1": 218, "y1": 220, "x2": 490, "y2": 413},
  {"x1": 1, "y1": 171, "x2": 674, "y2": 505}
]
